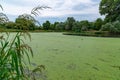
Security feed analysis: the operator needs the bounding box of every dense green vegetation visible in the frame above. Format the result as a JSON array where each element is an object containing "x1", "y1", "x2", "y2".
[
  {"x1": 0, "y1": 32, "x2": 32, "y2": 80},
  {"x1": 99, "y1": 0, "x2": 120, "y2": 22},
  {"x1": 28, "y1": 33, "x2": 120, "y2": 80}
]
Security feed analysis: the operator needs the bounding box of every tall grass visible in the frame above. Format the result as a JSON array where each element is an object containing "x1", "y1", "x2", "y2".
[
  {"x1": 0, "y1": 32, "x2": 44, "y2": 80},
  {"x1": 0, "y1": 32, "x2": 30, "y2": 79}
]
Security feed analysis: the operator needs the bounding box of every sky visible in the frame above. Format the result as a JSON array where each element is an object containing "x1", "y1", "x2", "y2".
[{"x1": 0, "y1": 0, "x2": 104, "y2": 24}]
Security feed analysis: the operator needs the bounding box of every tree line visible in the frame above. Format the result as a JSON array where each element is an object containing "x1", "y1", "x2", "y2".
[{"x1": 0, "y1": 13, "x2": 104, "y2": 32}]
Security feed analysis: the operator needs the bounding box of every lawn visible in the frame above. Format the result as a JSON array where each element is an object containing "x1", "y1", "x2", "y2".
[{"x1": 26, "y1": 32, "x2": 120, "y2": 80}]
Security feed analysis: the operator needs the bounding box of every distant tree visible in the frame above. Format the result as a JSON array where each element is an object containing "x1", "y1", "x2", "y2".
[
  {"x1": 94, "y1": 18, "x2": 103, "y2": 30},
  {"x1": 35, "y1": 25, "x2": 42, "y2": 30},
  {"x1": 5, "y1": 21, "x2": 16, "y2": 29},
  {"x1": 80, "y1": 20, "x2": 90, "y2": 31},
  {"x1": 101, "y1": 21, "x2": 120, "y2": 34},
  {"x1": 15, "y1": 14, "x2": 36, "y2": 30},
  {"x1": 99, "y1": 0, "x2": 120, "y2": 22},
  {"x1": 112, "y1": 21, "x2": 120, "y2": 33},
  {"x1": 50, "y1": 24, "x2": 54, "y2": 30},
  {"x1": 72, "y1": 21, "x2": 81, "y2": 32},
  {"x1": 89, "y1": 22, "x2": 95, "y2": 30},
  {"x1": 55, "y1": 22, "x2": 65, "y2": 31},
  {"x1": 65, "y1": 17, "x2": 75, "y2": 30},
  {"x1": 49, "y1": 22, "x2": 59, "y2": 30},
  {"x1": 42, "y1": 20, "x2": 51, "y2": 30},
  {"x1": 53, "y1": 22, "x2": 59, "y2": 30},
  {"x1": 101, "y1": 22, "x2": 112, "y2": 31}
]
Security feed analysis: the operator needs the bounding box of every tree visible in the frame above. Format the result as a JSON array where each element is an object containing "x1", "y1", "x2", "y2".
[
  {"x1": 101, "y1": 22, "x2": 112, "y2": 31},
  {"x1": 65, "y1": 17, "x2": 75, "y2": 30},
  {"x1": 101, "y1": 21, "x2": 120, "y2": 34},
  {"x1": 42, "y1": 20, "x2": 51, "y2": 30},
  {"x1": 89, "y1": 22, "x2": 94, "y2": 30},
  {"x1": 49, "y1": 22, "x2": 59, "y2": 30},
  {"x1": 72, "y1": 21, "x2": 81, "y2": 32},
  {"x1": 99, "y1": 0, "x2": 120, "y2": 22},
  {"x1": 112, "y1": 21, "x2": 120, "y2": 33},
  {"x1": 53, "y1": 22, "x2": 59, "y2": 30},
  {"x1": 5, "y1": 21, "x2": 16, "y2": 29},
  {"x1": 94, "y1": 18, "x2": 103, "y2": 30},
  {"x1": 80, "y1": 20, "x2": 90, "y2": 31},
  {"x1": 15, "y1": 14, "x2": 36, "y2": 30},
  {"x1": 55, "y1": 22, "x2": 65, "y2": 31}
]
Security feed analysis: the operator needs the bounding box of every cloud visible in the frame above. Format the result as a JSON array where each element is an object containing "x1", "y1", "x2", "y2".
[{"x1": 0, "y1": 0, "x2": 103, "y2": 22}]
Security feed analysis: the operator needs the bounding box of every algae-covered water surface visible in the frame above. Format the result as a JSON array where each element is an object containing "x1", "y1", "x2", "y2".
[{"x1": 26, "y1": 33, "x2": 120, "y2": 80}]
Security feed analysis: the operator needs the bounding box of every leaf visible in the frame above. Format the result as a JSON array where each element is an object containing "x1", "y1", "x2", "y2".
[{"x1": 11, "y1": 49, "x2": 20, "y2": 78}]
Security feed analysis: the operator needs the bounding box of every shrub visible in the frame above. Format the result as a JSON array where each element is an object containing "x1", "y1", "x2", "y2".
[
  {"x1": 100, "y1": 22, "x2": 112, "y2": 31},
  {"x1": 100, "y1": 21, "x2": 120, "y2": 34},
  {"x1": 112, "y1": 21, "x2": 120, "y2": 33}
]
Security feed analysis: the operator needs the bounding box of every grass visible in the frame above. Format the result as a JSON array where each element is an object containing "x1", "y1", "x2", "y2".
[
  {"x1": 0, "y1": 32, "x2": 34, "y2": 80},
  {"x1": 25, "y1": 32, "x2": 120, "y2": 80}
]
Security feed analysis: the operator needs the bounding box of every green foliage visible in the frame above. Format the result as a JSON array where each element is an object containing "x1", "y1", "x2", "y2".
[
  {"x1": 94, "y1": 18, "x2": 103, "y2": 30},
  {"x1": 112, "y1": 21, "x2": 120, "y2": 33},
  {"x1": 0, "y1": 32, "x2": 32, "y2": 80},
  {"x1": 101, "y1": 21, "x2": 120, "y2": 33},
  {"x1": 0, "y1": 32, "x2": 45, "y2": 80},
  {"x1": 15, "y1": 14, "x2": 37, "y2": 30},
  {"x1": 65, "y1": 17, "x2": 75, "y2": 30},
  {"x1": 101, "y1": 22, "x2": 113, "y2": 31},
  {"x1": 80, "y1": 20, "x2": 90, "y2": 31},
  {"x1": 89, "y1": 22, "x2": 94, "y2": 30},
  {"x1": 42, "y1": 20, "x2": 51, "y2": 30},
  {"x1": 49, "y1": 24, "x2": 54, "y2": 30},
  {"x1": 5, "y1": 21, "x2": 16, "y2": 29},
  {"x1": 55, "y1": 22, "x2": 65, "y2": 31},
  {"x1": 52, "y1": 22, "x2": 59, "y2": 30},
  {"x1": 72, "y1": 21, "x2": 81, "y2": 32},
  {"x1": 99, "y1": 0, "x2": 120, "y2": 22}
]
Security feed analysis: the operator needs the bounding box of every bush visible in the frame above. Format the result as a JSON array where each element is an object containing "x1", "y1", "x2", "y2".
[
  {"x1": 112, "y1": 21, "x2": 120, "y2": 33},
  {"x1": 101, "y1": 21, "x2": 120, "y2": 34},
  {"x1": 100, "y1": 22, "x2": 112, "y2": 31}
]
